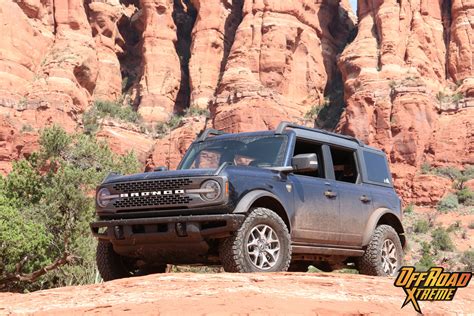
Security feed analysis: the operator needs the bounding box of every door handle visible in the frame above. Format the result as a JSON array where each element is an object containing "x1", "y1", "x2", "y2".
[
  {"x1": 324, "y1": 190, "x2": 337, "y2": 198},
  {"x1": 360, "y1": 195, "x2": 371, "y2": 203}
]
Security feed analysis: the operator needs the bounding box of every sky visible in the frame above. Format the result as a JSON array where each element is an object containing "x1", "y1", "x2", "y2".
[{"x1": 349, "y1": 0, "x2": 357, "y2": 12}]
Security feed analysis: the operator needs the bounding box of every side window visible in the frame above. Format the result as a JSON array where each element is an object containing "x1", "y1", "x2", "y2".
[
  {"x1": 363, "y1": 151, "x2": 391, "y2": 185},
  {"x1": 330, "y1": 147, "x2": 359, "y2": 184},
  {"x1": 292, "y1": 139, "x2": 325, "y2": 178}
]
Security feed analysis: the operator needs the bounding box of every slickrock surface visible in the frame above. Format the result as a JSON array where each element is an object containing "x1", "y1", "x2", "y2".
[{"x1": 1, "y1": 272, "x2": 473, "y2": 315}]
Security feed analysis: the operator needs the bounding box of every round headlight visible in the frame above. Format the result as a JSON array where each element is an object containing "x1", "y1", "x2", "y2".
[
  {"x1": 200, "y1": 180, "x2": 221, "y2": 201},
  {"x1": 97, "y1": 188, "x2": 111, "y2": 208}
]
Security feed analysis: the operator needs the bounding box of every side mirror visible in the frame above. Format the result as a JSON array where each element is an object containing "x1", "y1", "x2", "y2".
[
  {"x1": 154, "y1": 166, "x2": 168, "y2": 172},
  {"x1": 291, "y1": 153, "x2": 318, "y2": 173}
]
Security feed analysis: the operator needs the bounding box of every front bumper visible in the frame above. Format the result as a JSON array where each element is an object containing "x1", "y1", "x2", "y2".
[{"x1": 90, "y1": 214, "x2": 245, "y2": 243}]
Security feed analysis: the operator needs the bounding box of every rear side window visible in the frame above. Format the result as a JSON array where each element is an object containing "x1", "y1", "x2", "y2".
[{"x1": 363, "y1": 151, "x2": 391, "y2": 185}]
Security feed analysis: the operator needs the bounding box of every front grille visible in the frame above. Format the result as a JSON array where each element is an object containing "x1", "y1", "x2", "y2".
[
  {"x1": 111, "y1": 178, "x2": 195, "y2": 209},
  {"x1": 112, "y1": 178, "x2": 193, "y2": 192},
  {"x1": 113, "y1": 195, "x2": 192, "y2": 208}
]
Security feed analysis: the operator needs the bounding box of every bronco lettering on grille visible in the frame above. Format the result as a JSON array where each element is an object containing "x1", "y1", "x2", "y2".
[{"x1": 119, "y1": 189, "x2": 185, "y2": 198}]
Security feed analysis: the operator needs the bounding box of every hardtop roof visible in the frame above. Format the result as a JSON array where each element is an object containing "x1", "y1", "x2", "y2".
[{"x1": 195, "y1": 123, "x2": 384, "y2": 154}]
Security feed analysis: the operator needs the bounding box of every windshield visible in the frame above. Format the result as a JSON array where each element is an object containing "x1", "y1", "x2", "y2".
[{"x1": 179, "y1": 135, "x2": 288, "y2": 169}]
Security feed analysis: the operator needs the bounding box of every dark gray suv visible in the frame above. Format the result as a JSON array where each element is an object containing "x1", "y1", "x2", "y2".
[{"x1": 91, "y1": 122, "x2": 405, "y2": 280}]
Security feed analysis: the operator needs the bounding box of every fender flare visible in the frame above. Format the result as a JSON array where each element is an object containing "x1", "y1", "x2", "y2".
[
  {"x1": 232, "y1": 190, "x2": 291, "y2": 231},
  {"x1": 233, "y1": 190, "x2": 284, "y2": 214},
  {"x1": 362, "y1": 208, "x2": 405, "y2": 247}
]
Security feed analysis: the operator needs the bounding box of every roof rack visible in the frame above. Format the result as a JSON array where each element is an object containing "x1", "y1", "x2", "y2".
[
  {"x1": 275, "y1": 121, "x2": 365, "y2": 146},
  {"x1": 195, "y1": 128, "x2": 226, "y2": 142}
]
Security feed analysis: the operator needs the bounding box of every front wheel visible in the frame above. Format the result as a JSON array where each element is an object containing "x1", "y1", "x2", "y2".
[
  {"x1": 219, "y1": 207, "x2": 292, "y2": 272},
  {"x1": 357, "y1": 225, "x2": 403, "y2": 276}
]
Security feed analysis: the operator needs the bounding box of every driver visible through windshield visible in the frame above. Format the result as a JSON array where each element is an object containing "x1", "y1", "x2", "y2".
[{"x1": 179, "y1": 135, "x2": 288, "y2": 170}]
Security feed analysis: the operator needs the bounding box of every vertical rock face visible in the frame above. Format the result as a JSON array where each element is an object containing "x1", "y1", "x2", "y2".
[
  {"x1": 448, "y1": 0, "x2": 474, "y2": 88},
  {"x1": 188, "y1": 0, "x2": 243, "y2": 109},
  {"x1": 29, "y1": 0, "x2": 98, "y2": 112},
  {"x1": 212, "y1": 0, "x2": 355, "y2": 132},
  {"x1": 338, "y1": 0, "x2": 474, "y2": 202},
  {"x1": 137, "y1": 0, "x2": 182, "y2": 122},
  {"x1": 89, "y1": 1, "x2": 124, "y2": 101},
  {"x1": 0, "y1": 0, "x2": 99, "y2": 173},
  {"x1": 0, "y1": 0, "x2": 472, "y2": 203}
]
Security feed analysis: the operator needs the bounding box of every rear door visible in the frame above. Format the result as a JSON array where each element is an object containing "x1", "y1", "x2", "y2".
[
  {"x1": 327, "y1": 146, "x2": 372, "y2": 247},
  {"x1": 289, "y1": 139, "x2": 341, "y2": 245}
]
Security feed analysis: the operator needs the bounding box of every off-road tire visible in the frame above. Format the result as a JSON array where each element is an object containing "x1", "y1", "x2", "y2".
[
  {"x1": 357, "y1": 225, "x2": 403, "y2": 276},
  {"x1": 219, "y1": 207, "x2": 292, "y2": 272},
  {"x1": 96, "y1": 240, "x2": 132, "y2": 281}
]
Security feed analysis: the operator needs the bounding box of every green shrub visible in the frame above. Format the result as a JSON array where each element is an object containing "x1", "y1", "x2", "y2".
[
  {"x1": 446, "y1": 220, "x2": 462, "y2": 233},
  {"x1": 404, "y1": 204, "x2": 414, "y2": 214},
  {"x1": 457, "y1": 187, "x2": 474, "y2": 206},
  {"x1": 94, "y1": 99, "x2": 140, "y2": 123},
  {"x1": 307, "y1": 265, "x2": 323, "y2": 273},
  {"x1": 461, "y1": 251, "x2": 474, "y2": 272},
  {"x1": 420, "y1": 162, "x2": 431, "y2": 174},
  {"x1": 305, "y1": 105, "x2": 323, "y2": 120},
  {"x1": 83, "y1": 99, "x2": 141, "y2": 135},
  {"x1": 20, "y1": 124, "x2": 34, "y2": 133},
  {"x1": 0, "y1": 198, "x2": 53, "y2": 282},
  {"x1": 186, "y1": 107, "x2": 210, "y2": 118},
  {"x1": 436, "y1": 194, "x2": 459, "y2": 212},
  {"x1": 436, "y1": 91, "x2": 464, "y2": 105},
  {"x1": 432, "y1": 166, "x2": 474, "y2": 190},
  {"x1": 415, "y1": 242, "x2": 436, "y2": 271},
  {"x1": 39, "y1": 125, "x2": 72, "y2": 160},
  {"x1": 0, "y1": 126, "x2": 140, "y2": 291},
  {"x1": 168, "y1": 115, "x2": 183, "y2": 130},
  {"x1": 413, "y1": 220, "x2": 429, "y2": 234},
  {"x1": 154, "y1": 115, "x2": 184, "y2": 138},
  {"x1": 433, "y1": 166, "x2": 462, "y2": 180},
  {"x1": 468, "y1": 221, "x2": 474, "y2": 229},
  {"x1": 431, "y1": 227, "x2": 455, "y2": 252}
]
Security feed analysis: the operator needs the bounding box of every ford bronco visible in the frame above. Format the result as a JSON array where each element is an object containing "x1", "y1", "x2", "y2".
[{"x1": 91, "y1": 121, "x2": 405, "y2": 280}]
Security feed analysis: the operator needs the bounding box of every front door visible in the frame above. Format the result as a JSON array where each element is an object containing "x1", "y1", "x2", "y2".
[
  {"x1": 289, "y1": 139, "x2": 341, "y2": 245},
  {"x1": 290, "y1": 175, "x2": 340, "y2": 245}
]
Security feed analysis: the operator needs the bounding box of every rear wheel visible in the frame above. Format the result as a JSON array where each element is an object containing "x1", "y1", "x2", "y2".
[
  {"x1": 96, "y1": 240, "x2": 166, "y2": 281},
  {"x1": 357, "y1": 225, "x2": 403, "y2": 276},
  {"x1": 219, "y1": 207, "x2": 291, "y2": 272}
]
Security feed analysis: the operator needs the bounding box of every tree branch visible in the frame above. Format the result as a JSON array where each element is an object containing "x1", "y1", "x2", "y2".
[{"x1": 0, "y1": 252, "x2": 79, "y2": 289}]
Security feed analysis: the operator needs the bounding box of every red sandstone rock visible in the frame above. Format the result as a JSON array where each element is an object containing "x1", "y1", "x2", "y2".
[
  {"x1": 338, "y1": 0, "x2": 474, "y2": 205},
  {"x1": 410, "y1": 174, "x2": 453, "y2": 206},
  {"x1": 0, "y1": 116, "x2": 39, "y2": 174},
  {"x1": 0, "y1": 0, "x2": 472, "y2": 206},
  {"x1": 147, "y1": 116, "x2": 207, "y2": 170},
  {"x1": 89, "y1": 1, "x2": 124, "y2": 101},
  {"x1": 0, "y1": 272, "x2": 472, "y2": 315},
  {"x1": 212, "y1": 0, "x2": 355, "y2": 132},
  {"x1": 96, "y1": 120, "x2": 155, "y2": 164},
  {"x1": 465, "y1": 179, "x2": 474, "y2": 191},
  {"x1": 137, "y1": 0, "x2": 182, "y2": 122},
  {"x1": 188, "y1": 0, "x2": 242, "y2": 109}
]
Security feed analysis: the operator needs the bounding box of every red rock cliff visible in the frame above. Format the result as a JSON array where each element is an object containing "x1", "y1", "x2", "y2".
[
  {"x1": 337, "y1": 0, "x2": 474, "y2": 202},
  {"x1": 0, "y1": 0, "x2": 472, "y2": 204}
]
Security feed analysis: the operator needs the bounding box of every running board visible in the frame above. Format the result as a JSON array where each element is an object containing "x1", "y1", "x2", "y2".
[{"x1": 292, "y1": 245, "x2": 364, "y2": 257}]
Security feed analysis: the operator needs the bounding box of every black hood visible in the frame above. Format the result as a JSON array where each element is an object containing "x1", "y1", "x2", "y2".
[{"x1": 102, "y1": 168, "x2": 216, "y2": 184}]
